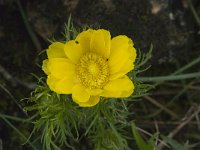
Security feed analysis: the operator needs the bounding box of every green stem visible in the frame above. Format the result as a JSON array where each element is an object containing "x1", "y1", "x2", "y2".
[
  {"x1": 139, "y1": 72, "x2": 200, "y2": 82},
  {"x1": 138, "y1": 54, "x2": 200, "y2": 84},
  {"x1": 173, "y1": 55, "x2": 200, "y2": 75},
  {"x1": 188, "y1": 0, "x2": 200, "y2": 27},
  {"x1": 0, "y1": 84, "x2": 28, "y2": 116},
  {"x1": 0, "y1": 116, "x2": 37, "y2": 150},
  {"x1": 0, "y1": 113, "x2": 30, "y2": 122},
  {"x1": 15, "y1": 0, "x2": 42, "y2": 51}
]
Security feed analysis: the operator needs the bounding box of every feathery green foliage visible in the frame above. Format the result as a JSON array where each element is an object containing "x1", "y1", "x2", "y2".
[
  {"x1": 24, "y1": 84, "x2": 79, "y2": 149},
  {"x1": 131, "y1": 122, "x2": 155, "y2": 150},
  {"x1": 23, "y1": 17, "x2": 152, "y2": 150}
]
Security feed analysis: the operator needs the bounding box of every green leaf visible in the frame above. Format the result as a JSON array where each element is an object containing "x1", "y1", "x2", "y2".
[
  {"x1": 161, "y1": 135, "x2": 191, "y2": 150},
  {"x1": 131, "y1": 122, "x2": 154, "y2": 150}
]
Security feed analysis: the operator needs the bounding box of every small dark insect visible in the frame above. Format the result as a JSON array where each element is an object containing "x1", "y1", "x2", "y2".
[
  {"x1": 75, "y1": 40, "x2": 79, "y2": 44},
  {"x1": 106, "y1": 59, "x2": 108, "y2": 61}
]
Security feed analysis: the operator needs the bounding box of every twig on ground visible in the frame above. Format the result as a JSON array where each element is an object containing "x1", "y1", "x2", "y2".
[
  {"x1": 143, "y1": 96, "x2": 179, "y2": 119},
  {"x1": 0, "y1": 64, "x2": 36, "y2": 90},
  {"x1": 135, "y1": 126, "x2": 170, "y2": 148},
  {"x1": 157, "y1": 105, "x2": 200, "y2": 150}
]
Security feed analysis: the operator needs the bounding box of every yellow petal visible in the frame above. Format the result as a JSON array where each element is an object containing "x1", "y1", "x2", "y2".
[
  {"x1": 47, "y1": 42, "x2": 66, "y2": 59},
  {"x1": 109, "y1": 35, "x2": 136, "y2": 79},
  {"x1": 109, "y1": 60, "x2": 134, "y2": 80},
  {"x1": 110, "y1": 35, "x2": 136, "y2": 60},
  {"x1": 75, "y1": 29, "x2": 94, "y2": 53},
  {"x1": 47, "y1": 75, "x2": 59, "y2": 92},
  {"x1": 75, "y1": 96, "x2": 100, "y2": 107},
  {"x1": 47, "y1": 58, "x2": 75, "y2": 79},
  {"x1": 90, "y1": 29, "x2": 111, "y2": 58},
  {"x1": 42, "y1": 59, "x2": 50, "y2": 75},
  {"x1": 101, "y1": 76, "x2": 134, "y2": 98},
  {"x1": 54, "y1": 76, "x2": 76, "y2": 94},
  {"x1": 64, "y1": 40, "x2": 83, "y2": 63},
  {"x1": 128, "y1": 45, "x2": 137, "y2": 62},
  {"x1": 47, "y1": 74, "x2": 76, "y2": 94},
  {"x1": 86, "y1": 88, "x2": 103, "y2": 95},
  {"x1": 72, "y1": 84, "x2": 90, "y2": 103}
]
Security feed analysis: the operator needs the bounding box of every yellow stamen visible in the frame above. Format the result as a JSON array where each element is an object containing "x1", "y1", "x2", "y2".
[{"x1": 76, "y1": 53, "x2": 109, "y2": 89}]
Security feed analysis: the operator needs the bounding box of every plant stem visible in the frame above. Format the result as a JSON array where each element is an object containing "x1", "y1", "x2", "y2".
[
  {"x1": 0, "y1": 113, "x2": 30, "y2": 122},
  {"x1": 188, "y1": 0, "x2": 200, "y2": 27},
  {"x1": 139, "y1": 72, "x2": 200, "y2": 82},
  {"x1": 173, "y1": 55, "x2": 200, "y2": 75},
  {"x1": 15, "y1": 0, "x2": 42, "y2": 51},
  {"x1": 0, "y1": 116, "x2": 37, "y2": 150}
]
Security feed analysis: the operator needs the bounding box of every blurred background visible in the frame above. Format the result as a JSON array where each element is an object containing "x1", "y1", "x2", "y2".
[{"x1": 0, "y1": 0, "x2": 200, "y2": 149}]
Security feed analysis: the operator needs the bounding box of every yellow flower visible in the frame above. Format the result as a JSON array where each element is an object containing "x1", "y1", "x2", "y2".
[{"x1": 42, "y1": 29, "x2": 137, "y2": 107}]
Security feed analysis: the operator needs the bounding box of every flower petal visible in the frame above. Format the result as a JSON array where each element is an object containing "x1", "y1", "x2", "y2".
[
  {"x1": 47, "y1": 58, "x2": 75, "y2": 79},
  {"x1": 86, "y1": 88, "x2": 103, "y2": 95},
  {"x1": 109, "y1": 59, "x2": 134, "y2": 80},
  {"x1": 75, "y1": 96, "x2": 100, "y2": 107},
  {"x1": 47, "y1": 75, "x2": 59, "y2": 92},
  {"x1": 75, "y1": 29, "x2": 94, "y2": 53},
  {"x1": 101, "y1": 76, "x2": 134, "y2": 98},
  {"x1": 90, "y1": 29, "x2": 111, "y2": 58},
  {"x1": 47, "y1": 74, "x2": 76, "y2": 94},
  {"x1": 42, "y1": 59, "x2": 50, "y2": 75},
  {"x1": 54, "y1": 75, "x2": 76, "y2": 94},
  {"x1": 47, "y1": 42, "x2": 66, "y2": 58},
  {"x1": 109, "y1": 35, "x2": 136, "y2": 79},
  {"x1": 72, "y1": 84, "x2": 90, "y2": 103},
  {"x1": 128, "y1": 44, "x2": 137, "y2": 61},
  {"x1": 64, "y1": 40, "x2": 83, "y2": 63},
  {"x1": 110, "y1": 35, "x2": 136, "y2": 60}
]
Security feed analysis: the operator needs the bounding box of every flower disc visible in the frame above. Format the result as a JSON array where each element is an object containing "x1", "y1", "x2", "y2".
[{"x1": 76, "y1": 52, "x2": 109, "y2": 89}]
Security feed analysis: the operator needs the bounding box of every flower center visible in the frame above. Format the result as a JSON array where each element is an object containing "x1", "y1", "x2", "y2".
[{"x1": 76, "y1": 53, "x2": 109, "y2": 89}]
